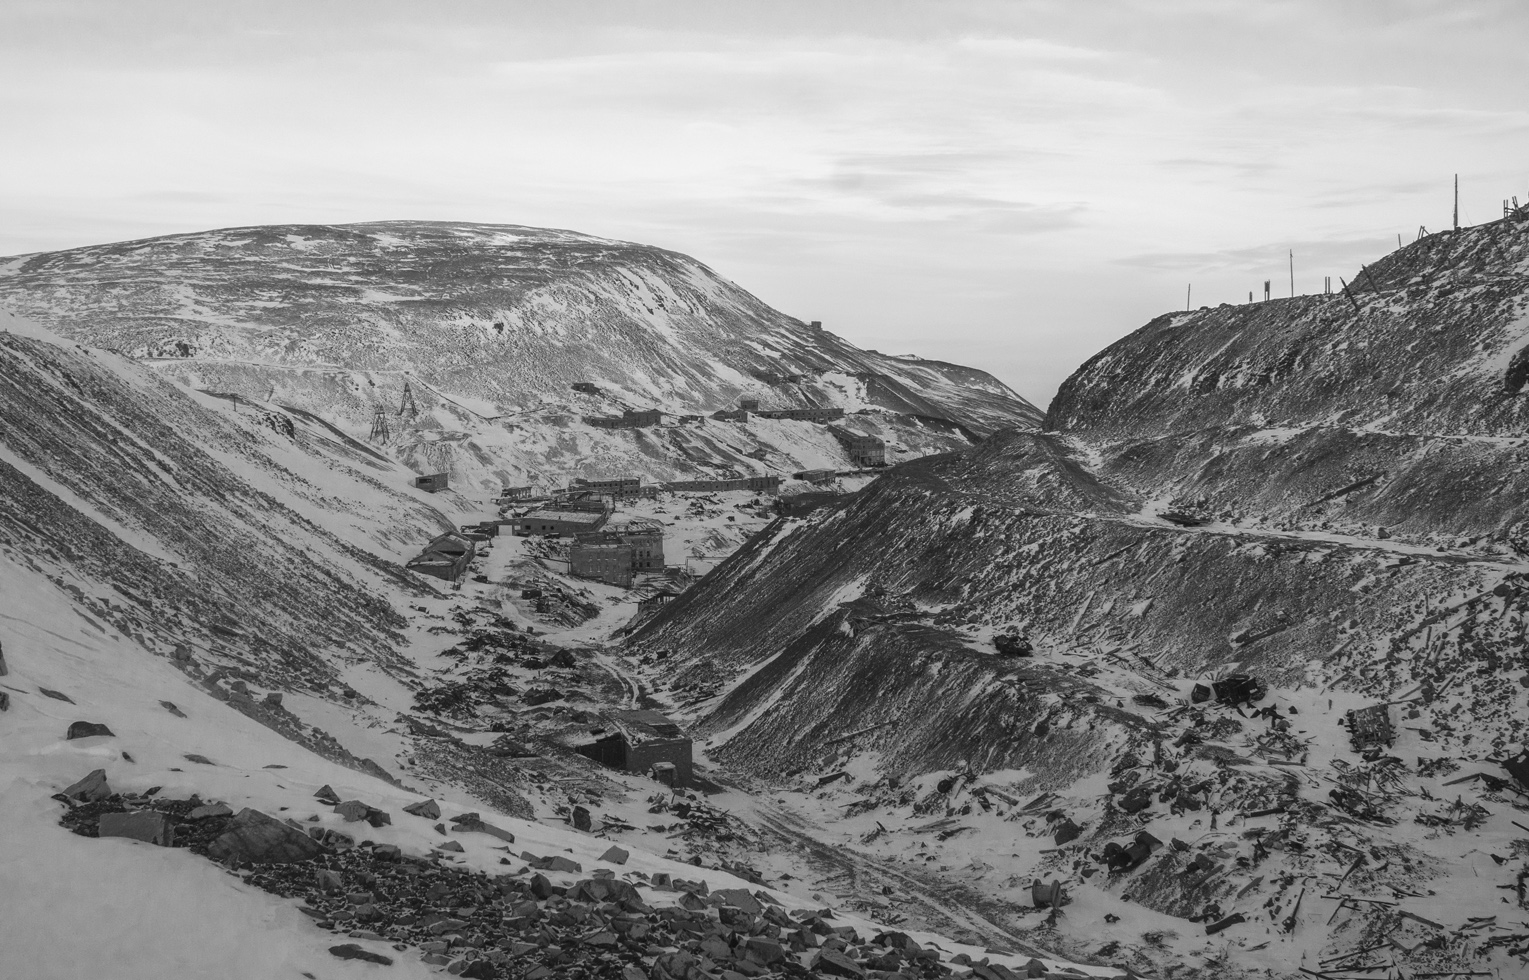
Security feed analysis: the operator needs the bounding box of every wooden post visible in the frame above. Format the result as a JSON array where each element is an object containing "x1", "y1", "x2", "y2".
[
  {"x1": 1338, "y1": 276, "x2": 1361, "y2": 314},
  {"x1": 1289, "y1": 250, "x2": 1294, "y2": 297},
  {"x1": 1359, "y1": 263, "x2": 1383, "y2": 295},
  {"x1": 1186, "y1": 284, "x2": 1192, "y2": 311},
  {"x1": 1454, "y1": 173, "x2": 1459, "y2": 232}
]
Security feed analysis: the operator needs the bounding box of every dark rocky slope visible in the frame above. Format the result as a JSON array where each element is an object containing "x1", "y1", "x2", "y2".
[
  {"x1": 636, "y1": 215, "x2": 1529, "y2": 782},
  {"x1": 0, "y1": 315, "x2": 464, "y2": 777}
]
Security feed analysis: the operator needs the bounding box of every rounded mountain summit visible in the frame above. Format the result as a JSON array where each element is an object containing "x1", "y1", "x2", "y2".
[{"x1": 0, "y1": 220, "x2": 1040, "y2": 437}]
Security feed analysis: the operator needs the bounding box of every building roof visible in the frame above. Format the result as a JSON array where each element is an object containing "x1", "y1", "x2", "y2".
[
  {"x1": 422, "y1": 531, "x2": 476, "y2": 556},
  {"x1": 522, "y1": 508, "x2": 608, "y2": 526},
  {"x1": 605, "y1": 709, "x2": 686, "y2": 743},
  {"x1": 605, "y1": 518, "x2": 664, "y2": 536}
]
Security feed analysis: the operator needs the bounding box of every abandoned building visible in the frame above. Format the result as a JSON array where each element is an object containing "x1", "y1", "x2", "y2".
[
  {"x1": 515, "y1": 507, "x2": 609, "y2": 537},
  {"x1": 405, "y1": 531, "x2": 476, "y2": 582},
  {"x1": 572, "y1": 476, "x2": 642, "y2": 495},
  {"x1": 793, "y1": 467, "x2": 837, "y2": 484},
  {"x1": 753, "y1": 407, "x2": 845, "y2": 423},
  {"x1": 549, "y1": 491, "x2": 615, "y2": 514},
  {"x1": 710, "y1": 408, "x2": 749, "y2": 422},
  {"x1": 605, "y1": 519, "x2": 665, "y2": 570},
  {"x1": 660, "y1": 475, "x2": 781, "y2": 493},
  {"x1": 568, "y1": 540, "x2": 635, "y2": 588},
  {"x1": 585, "y1": 409, "x2": 661, "y2": 429},
  {"x1": 500, "y1": 485, "x2": 533, "y2": 500},
  {"x1": 569, "y1": 519, "x2": 666, "y2": 586},
  {"x1": 636, "y1": 585, "x2": 681, "y2": 614},
  {"x1": 776, "y1": 491, "x2": 840, "y2": 517},
  {"x1": 576, "y1": 709, "x2": 693, "y2": 786},
  {"x1": 413, "y1": 472, "x2": 449, "y2": 493},
  {"x1": 829, "y1": 426, "x2": 887, "y2": 467},
  {"x1": 739, "y1": 398, "x2": 760, "y2": 411}
]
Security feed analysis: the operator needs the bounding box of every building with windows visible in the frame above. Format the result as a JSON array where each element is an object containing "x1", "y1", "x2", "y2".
[
  {"x1": 753, "y1": 407, "x2": 845, "y2": 422},
  {"x1": 829, "y1": 426, "x2": 886, "y2": 467},
  {"x1": 569, "y1": 519, "x2": 665, "y2": 585}
]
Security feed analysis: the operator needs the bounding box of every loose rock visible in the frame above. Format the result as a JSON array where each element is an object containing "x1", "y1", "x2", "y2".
[
  {"x1": 403, "y1": 798, "x2": 441, "y2": 819},
  {"x1": 99, "y1": 810, "x2": 175, "y2": 846},
  {"x1": 66, "y1": 721, "x2": 114, "y2": 739},
  {"x1": 61, "y1": 769, "x2": 111, "y2": 802},
  {"x1": 207, "y1": 808, "x2": 326, "y2": 864},
  {"x1": 328, "y1": 943, "x2": 393, "y2": 965}
]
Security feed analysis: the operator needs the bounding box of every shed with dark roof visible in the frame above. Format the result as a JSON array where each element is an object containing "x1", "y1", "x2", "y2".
[{"x1": 576, "y1": 709, "x2": 692, "y2": 786}]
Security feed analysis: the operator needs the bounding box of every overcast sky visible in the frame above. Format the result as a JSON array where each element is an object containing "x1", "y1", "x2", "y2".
[{"x1": 3, "y1": 1, "x2": 1527, "y2": 405}]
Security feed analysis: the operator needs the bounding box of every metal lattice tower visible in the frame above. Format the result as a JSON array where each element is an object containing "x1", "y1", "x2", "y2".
[
  {"x1": 398, "y1": 381, "x2": 419, "y2": 419},
  {"x1": 369, "y1": 409, "x2": 391, "y2": 443}
]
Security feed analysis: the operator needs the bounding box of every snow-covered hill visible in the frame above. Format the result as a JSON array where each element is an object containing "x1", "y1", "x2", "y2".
[
  {"x1": 0, "y1": 222, "x2": 1040, "y2": 491},
  {"x1": 632, "y1": 216, "x2": 1529, "y2": 978}
]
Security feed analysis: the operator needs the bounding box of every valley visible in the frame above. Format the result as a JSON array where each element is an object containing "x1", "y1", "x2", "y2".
[{"x1": 3, "y1": 214, "x2": 1529, "y2": 980}]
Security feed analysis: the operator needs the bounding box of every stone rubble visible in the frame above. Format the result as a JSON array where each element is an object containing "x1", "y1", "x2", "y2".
[{"x1": 54, "y1": 775, "x2": 1113, "y2": 979}]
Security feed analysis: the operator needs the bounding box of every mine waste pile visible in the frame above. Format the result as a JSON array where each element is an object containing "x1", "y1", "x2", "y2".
[
  {"x1": 632, "y1": 213, "x2": 1529, "y2": 978},
  {"x1": 52, "y1": 767, "x2": 1083, "y2": 980}
]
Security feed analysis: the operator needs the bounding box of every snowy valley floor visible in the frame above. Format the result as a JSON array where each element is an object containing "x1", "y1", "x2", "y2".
[{"x1": 6, "y1": 461, "x2": 1529, "y2": 979}]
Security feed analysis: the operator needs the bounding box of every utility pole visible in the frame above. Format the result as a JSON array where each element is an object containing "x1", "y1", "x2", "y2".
[
  {"x1": 1453, "y1": 173, "x2": 1459, "y2": 232},
  {"x1": 1289, "y1": 250, "x2": 1294, "y2": 298},
  {"x1": 1186, "y1": 284, "x2": 1192, "y2": 311}
]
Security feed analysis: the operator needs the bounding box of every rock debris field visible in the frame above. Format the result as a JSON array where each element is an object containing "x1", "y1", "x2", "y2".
[{"x1": 54, "y1": 768, "x2": 1083, "y2": 980}]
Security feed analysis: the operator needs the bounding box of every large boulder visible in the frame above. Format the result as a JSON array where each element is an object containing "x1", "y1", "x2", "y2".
[
  {"x1": 60, "y1": 768, "x2": 111, "y2": 802},
  {"x1": 403, "y1": 798, "x2": 442, "y2": 819},
  {"x1": 712, "y1": 888, "x2": 763, "y2": 914},
  {"x1": 811, "y1": 949, "x2": 866, "y2": 978},
  {"x1": 99, "y1": 810, "x2": 174, "y2": 846},
  {"x1": 334, "y1": 800, "x2": 391, "y2": 827},
  {"x1": 328, "y1": 944, "x2": 393, "y2": 965},
  {"x1": 207, "y1": 808, "x2": 326, "y2": 864},
  {"x1": 65, "y1": 721, "x2": 114, "y2": 739}
]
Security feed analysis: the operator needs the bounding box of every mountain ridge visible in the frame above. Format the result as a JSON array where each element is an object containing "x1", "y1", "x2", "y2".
[{"x1": 0, "y1": 220, "x2": 1041, "y2": 438}]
